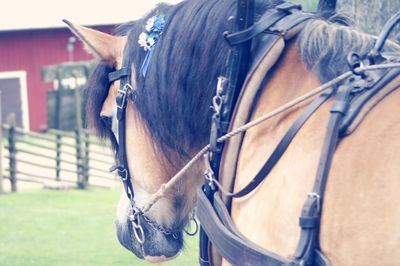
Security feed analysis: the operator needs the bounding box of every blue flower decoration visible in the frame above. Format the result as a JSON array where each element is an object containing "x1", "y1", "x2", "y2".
[
  {"x1": 138, "y1": 15, "x2": 166, "y2": 77},
  {"x1": 138, "y1": 15, "x2": 165, "y2": 51}
]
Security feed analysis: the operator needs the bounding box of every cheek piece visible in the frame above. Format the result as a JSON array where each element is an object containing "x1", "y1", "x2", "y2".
[{"x1": 107, "y1": 61, "x2": 181, "y2": 247}]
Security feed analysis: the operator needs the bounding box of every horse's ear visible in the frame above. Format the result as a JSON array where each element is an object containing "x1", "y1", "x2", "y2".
[{"x1": 63, "y1": 19, "x2": 126, "y2": 64}]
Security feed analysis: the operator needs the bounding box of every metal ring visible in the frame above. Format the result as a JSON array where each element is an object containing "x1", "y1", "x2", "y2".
[
  {"x1": 347, "y1": 52, "x2": 366, "y2": 76},
  {"x1": 131, "y1": 218, "x2": 145, "y2": 244},
  {"x1": 212, "y1": 96, "x2": 223, "y2": 114},
  {"x1": 184, "y1": 218, "x2": 199, "y2": 236},
  {"x1": 128, "y1": 208, "x2": 145, "y2": 244}
]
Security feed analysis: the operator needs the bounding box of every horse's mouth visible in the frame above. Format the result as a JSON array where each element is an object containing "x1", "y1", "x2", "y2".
[{"x1": 115, "y1": 217, "x2": 183, "y2": 260}]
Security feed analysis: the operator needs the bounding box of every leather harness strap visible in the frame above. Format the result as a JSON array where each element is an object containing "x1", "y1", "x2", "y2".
[
  {"x1": 200, "y1": 0, "x2": 256, "y2": 263},
  {"x1": 293, "y1": 84, "x2": 353, "y2": 265},
  {"x1": 198, "y1": 89, "x2": 334, "y2": 266},
  {"x1": 222, "y1": 90, "x2": 333, "y2": 199},
  {"x1": 198, "y1": 190, "x2": 293, "y2": 266},
  {"x1": 224, "y1": 2, "x2": 301, "y2": 46},
  {"x1": 340, "y1": 66, "x2": 400, "y2": 135},
  {"x1": 198, "y1": 71, "x2": 398, "y2": 265},
  {"x1": 201, "y1": 5, "x2": 313, "y2": 265},
  {"x1": 199, "y1": 8, "x2": 400, "y2": 266}
]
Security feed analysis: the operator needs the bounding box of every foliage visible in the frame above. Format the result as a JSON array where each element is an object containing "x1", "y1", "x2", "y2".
[
  {"x1": 0, "y1": 189, "x2": 198, "y2": 266},
  {"x1": 293, "y1": 0, "x2": 318, "y2": 12}
]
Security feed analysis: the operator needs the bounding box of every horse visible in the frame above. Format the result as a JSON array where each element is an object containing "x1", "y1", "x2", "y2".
[{"x1": 65, "y1": 0, "x2": 400, "y2": 264}]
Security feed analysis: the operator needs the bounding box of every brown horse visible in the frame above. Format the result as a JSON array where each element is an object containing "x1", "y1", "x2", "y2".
[{"x1": 66, "y1": 0, "x2": 400, "y2": 264}]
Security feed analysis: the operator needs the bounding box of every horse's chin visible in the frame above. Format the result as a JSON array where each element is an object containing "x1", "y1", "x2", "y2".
[
  {"x1": 144, "y1": 252, "x2": 181, "y2": 263},
  {"x1": 115, "y1": 217, "x2": 183, "y2": 261}
]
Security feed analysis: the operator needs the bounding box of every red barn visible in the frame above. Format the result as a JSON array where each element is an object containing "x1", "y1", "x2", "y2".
[{"x1": 0, "y1": 25, "x2": 115, "y2": 131}]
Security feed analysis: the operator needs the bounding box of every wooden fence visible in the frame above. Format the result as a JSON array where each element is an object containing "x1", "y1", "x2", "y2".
[{"x1": 1, "y1": 117, "x2": 117, "y2": 192}]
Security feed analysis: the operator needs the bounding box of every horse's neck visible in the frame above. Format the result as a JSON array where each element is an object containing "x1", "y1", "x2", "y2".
[
  {"x1": 234, "y1": 40, "x2": 322, "y2": 188},
  {"x1": 226, "y1": 38, "x2": 400, "y2": 266},
  {"x1": 227, "y1": 40, "x2": 326, "y2": 259}
]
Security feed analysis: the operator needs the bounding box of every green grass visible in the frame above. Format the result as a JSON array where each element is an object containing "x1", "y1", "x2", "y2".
[{"x1": 0, "y1": 189, "x2": 198, "y2": 266}]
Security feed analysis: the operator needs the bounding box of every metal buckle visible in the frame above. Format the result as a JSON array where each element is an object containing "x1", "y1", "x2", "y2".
[
  {"x1": 307, "y1": 192, "x2": 321, "y2": 213},
  {"x1": 204, "y1": 169, "x2": 216, "y2": 191},
  {"x1": 209, "y1": 77, "x2": 227, "y2": 153},
  {"x1": 109, "y1": 165, "x2": 128, "y2": 181},
  {"x1": 116, "y1": 84, "x2": 134, "y2": 108},
  {"x1": 118, "y1": 168, "x2": 128, "y2": 181}
]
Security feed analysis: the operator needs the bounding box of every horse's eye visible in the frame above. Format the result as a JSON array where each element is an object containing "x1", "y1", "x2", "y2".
[{"x1": 100, "y1": 115, "x2": 113, "y2": 129}]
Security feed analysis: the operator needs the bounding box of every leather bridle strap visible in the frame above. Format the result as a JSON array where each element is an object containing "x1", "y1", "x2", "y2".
[
  {"x1": 223, "y1": 89, "x2": 334, "y2": 199},
  {"x1": 108, "y1": 64, "x2": 146, "y2": 244},
  {"x1": 108, "y1": 66, "x2": 136, "y2": 203}
]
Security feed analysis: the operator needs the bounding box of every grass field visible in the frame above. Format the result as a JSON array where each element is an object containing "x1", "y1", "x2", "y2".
[{"x1": 0, "y1": 189, "x2": 198, "y2": 266}]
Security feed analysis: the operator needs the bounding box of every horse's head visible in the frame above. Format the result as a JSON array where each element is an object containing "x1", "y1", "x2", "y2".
[
  {"x1": 65, "y1": 0, "x2": 235, "y2": 262},
  {"x1": 64, "y1": 20, "x2": 204, "y2": 262}
]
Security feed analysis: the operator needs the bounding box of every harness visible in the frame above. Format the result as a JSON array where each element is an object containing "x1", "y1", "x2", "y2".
[
  {"x1": 198, "y1": 5, "x2": 400, "y2": 266},
  {"x1": 100, "y1": 0, "x2": 400, "y2": 263}
]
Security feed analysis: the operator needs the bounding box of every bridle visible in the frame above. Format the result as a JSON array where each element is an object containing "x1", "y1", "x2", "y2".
[{"x1": 107, "y1": 57, "x2": 181, "y2": 245}]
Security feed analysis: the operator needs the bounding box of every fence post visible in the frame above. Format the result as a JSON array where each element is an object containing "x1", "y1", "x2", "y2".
[
  {"x1": 84, "y1": 131, "x2": 90, "y2": 184},
  {"x1": 75, "y1": 129, "x2": 85, "y2": 189},
  {"x1": 0, "y1": 91, "x2": 3, "y2": 193},
  {"x1": 55, "y1": 133, "x2": 61, "y2": 181},
  {"x1": 7, "y1": 114, "x2": 17, "y2": 192},
  {"x1": 75, "y1": 83, "x2": 86, "y2": 189}
]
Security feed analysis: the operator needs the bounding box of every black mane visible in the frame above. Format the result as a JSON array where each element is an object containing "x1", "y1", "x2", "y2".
[{"x1": 87, "y1": 0, "x2": 283, "y2": 160}]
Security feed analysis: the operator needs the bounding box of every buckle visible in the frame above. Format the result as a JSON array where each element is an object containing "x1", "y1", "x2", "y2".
[
  {"x1": 307, "y1": 192, "x2": 321, "y2": 212},
  {"x1": 116, "y1": 83, "x2": 135, "y2": 120},
  {"x1": 109, "y1": 165, "x2": 128, "y2": 181}
]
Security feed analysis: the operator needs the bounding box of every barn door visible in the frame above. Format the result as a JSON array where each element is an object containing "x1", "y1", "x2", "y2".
[{"x1": 0, "y1": 71, "x2": 30, "y2": 130}]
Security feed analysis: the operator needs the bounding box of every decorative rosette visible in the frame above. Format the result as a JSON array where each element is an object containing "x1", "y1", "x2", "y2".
[{"x1": 138, "y1": 15, "x2": 166, "y2": 51}]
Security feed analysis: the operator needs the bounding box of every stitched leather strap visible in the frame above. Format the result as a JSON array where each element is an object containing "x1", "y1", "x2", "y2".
[
  {"x1": 340, "y1": 67, "x2": 400, "y2": 135},
  {"x1": 197, "y1": 189, "x2": 293, "y2": 265},
  {"x1": 225, "y1": 2, "x2": 302, "y2": 46},
  {"x1": 108, "y1": 67, "x2": 130, "y2": 82},
  {"x1": 294, "y1": 85, "x2": 352, "y2": 264},
  {"x1": 227, "y1": 90, "x2": 333, "y2": 198},
  {"x1": 198, "y1": 91, "x2": 333, "y2": 265}
]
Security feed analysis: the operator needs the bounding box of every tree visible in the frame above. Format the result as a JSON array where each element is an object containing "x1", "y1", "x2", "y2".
[{"x1": 336, "y1": 0, "x2": 400, "y2": 42}]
